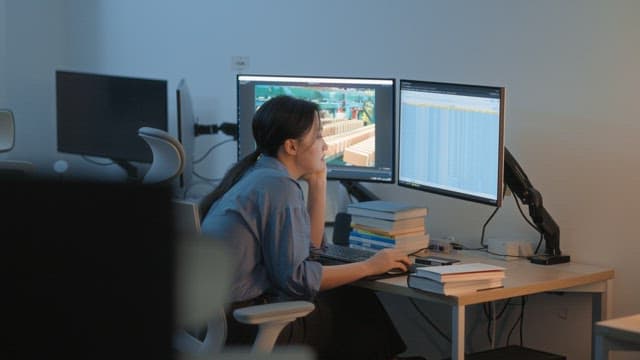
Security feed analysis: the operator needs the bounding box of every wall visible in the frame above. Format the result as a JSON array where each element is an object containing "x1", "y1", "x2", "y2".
[
  {"x1": 3, "y1": 0, "x2": 639, "y2": 358},
  {"x1": 2, "y1": 0, "x2": 66, "y2": 167},
  {"x1": 0, "y1": 0, "x2": 6, "y2": 108}
]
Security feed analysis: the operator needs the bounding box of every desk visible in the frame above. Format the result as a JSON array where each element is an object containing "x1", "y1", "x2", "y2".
[
  {"x1": 355, "y1": 251, "x2": 614, "y2": 360},
  {"x1": 594, "y1": 314, "x2": 640, "y2": 359}
]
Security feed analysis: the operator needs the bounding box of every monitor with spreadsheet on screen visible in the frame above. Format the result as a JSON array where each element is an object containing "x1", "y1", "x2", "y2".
[
  {"x1": 237, "y1": 74, "x2": 396, "y2": 185},
  {"x1": 398, "y1": 79, "x2": 505, "y2": 206}
]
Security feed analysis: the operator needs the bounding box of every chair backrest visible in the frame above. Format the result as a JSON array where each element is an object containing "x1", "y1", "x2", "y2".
[
  {"x1": 173, "y1": 199, "x2": 203, "y2": 235},
  {"x1": 171, "y1": 204, "x2": 315, "y2": 358},
  {"x1": 1, "y1": 109, "x2": 15, "y2": 152},
  {"x1": 138, "y1": 126, "x2": 186, "y2": 184},
  {"x1": 0, "y1": 110, "x2": 36, "y2": 178}
]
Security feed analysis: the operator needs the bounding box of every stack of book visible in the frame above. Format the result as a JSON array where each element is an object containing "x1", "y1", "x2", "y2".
[
  {"x1": 407, "y1": 263, "x2": 506, "y2": 296},
  {"x1": 345, "y1": 200, "x2": 429, "y2": 254}
]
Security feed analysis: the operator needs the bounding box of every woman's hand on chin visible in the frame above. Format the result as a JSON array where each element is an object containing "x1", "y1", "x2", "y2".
[{"x1": 301, "y1": 165, "x2": 327, "y2": 186}]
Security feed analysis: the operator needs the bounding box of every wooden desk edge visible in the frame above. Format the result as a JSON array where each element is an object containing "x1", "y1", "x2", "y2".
[{"x1": 355, "y1": 268, "x2": 614, "y2": 306}]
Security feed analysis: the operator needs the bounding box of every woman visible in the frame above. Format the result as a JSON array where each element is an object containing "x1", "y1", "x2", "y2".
[{"x1": 201, "y1": 95, "x2": 412, "y2": 359}]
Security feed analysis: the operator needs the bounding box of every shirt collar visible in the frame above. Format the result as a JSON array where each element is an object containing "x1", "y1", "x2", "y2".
[{"x1": 256, "y1": 155, "x2": 289, "y2": 176}]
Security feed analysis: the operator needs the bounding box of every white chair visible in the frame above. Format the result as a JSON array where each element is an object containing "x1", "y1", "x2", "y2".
[
  {"x1": 173, "y1": 202, "x2": 316, "y2": 358},
  {"x1": 1, "y1": 109, "x2": 15, "y2": 152},
  {"x1": 138, "y1": 126, "x2": 186, "y2": 184},
  {"x1": 1, "y1": 109, "x2": 35, "y2": 177}
]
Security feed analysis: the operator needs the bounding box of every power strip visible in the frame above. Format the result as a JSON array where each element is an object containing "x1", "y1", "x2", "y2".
[
  {"x1": 427, "y1": 238, "x2": 454, "y2": 253},
  {"x1": 487, "y1": 238, "x2": 533, "y2": 261}
]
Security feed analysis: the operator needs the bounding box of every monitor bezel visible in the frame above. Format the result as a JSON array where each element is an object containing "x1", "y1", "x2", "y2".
[
  {"x1": 236, "y1": 74, "x2": 397, "y2": 184},
  {"x1": 176, "y1": 79, "x2": 195, "y2": 192},
  {"x1": 397, "y1": 79, "x2": 505, "y2": 207}
]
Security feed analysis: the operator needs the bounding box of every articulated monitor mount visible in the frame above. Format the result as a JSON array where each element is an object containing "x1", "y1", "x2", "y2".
[
  {"x1": 195, "y1": 123, "x2": 238, "y2": 140},
  {"x1": 340, "y1": 180, "x2": 379, "y2": 202},
  {"x1": 503, "y1": 148, "x2": 570, "y2": 265}
]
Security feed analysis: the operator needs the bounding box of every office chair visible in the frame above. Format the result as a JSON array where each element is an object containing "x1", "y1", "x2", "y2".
[
  {"x1": 172, "y1": 201, "x2": 315, "y2": 357},
  {"x1": 0, "y1": 109, "x2": 15, "y2": 152},
  {"x1": 0, "y1": 109, "x2": 35, "y2": 178},
  {"x1": 138, "y1": 126, "x2": 186, "y2": 184}
]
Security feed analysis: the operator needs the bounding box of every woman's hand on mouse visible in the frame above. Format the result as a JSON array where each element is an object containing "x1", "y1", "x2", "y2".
[{"x1": 363, "y1": 248, "x2": 412, "y2": 275}]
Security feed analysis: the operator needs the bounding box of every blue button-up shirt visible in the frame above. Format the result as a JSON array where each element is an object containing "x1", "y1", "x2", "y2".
[{"x1": 201, "y1": 156, "x2": 323, "y2": 302}]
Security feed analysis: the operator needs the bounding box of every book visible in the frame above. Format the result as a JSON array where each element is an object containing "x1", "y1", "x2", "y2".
[
  {"x1": 349, "y1": 241, "x2": 424, "y2": 255},
  {"x1": 350, "y1": 228, "x2": 427, "y2": 243},
  {"x1": 408, "y1": 274, "x2": 503, "y2": 295},
  {"x1": 348, "y1": 234, "x2": 429, "y2": 252},
  {"x1": 347, "y1": 200, "x2": 428, "y2": 220},
  {"x1": 351, "y1": 223, "x2": 426, "y2": 237},
  {"x1": 350, "y1": 214, "x2": 425, "y2": 232},
  {"x1": 412, "y1": 263, "x2": 506, "y2": 283}
]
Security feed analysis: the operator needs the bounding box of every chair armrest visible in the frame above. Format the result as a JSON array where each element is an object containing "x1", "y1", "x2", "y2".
[{"x1": 233, "y1": 301, "x2": 315, "y2": 325}]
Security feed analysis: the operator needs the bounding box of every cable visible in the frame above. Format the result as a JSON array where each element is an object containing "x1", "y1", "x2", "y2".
[
  {"x1": 480, "y1": 186, "x2": 507, "y2": 248},
  {"x1": 192, "y1": 169, "x2": 222, "y2": 183},
  {"x1": 512, "y1": 187, "x2": 546, "y2": 255},
  {"x1": 409, "y1": 247, "x2": 429, "y2": 256},
  {"x1": 512, "y1": 185, "x2": 540, "y2": 233},
  {"x1": 408, "y1": 298, "x2": 451, "y2": 343},
  {"x1": 480, "y1": 205, "x2": 501, "y2": 248},
  {"x1": 506, "y1": 296, "x2": 527, "y2": 346},
  {"x1": 519, "y1": 296, "x2": 526, "y2": 345},
  {"x1": 483, "y1": 299, "x2": 513, "y2": 346},
  {"x1": 193, "y1": 139, "x2": 235, "y2": 164},
  {"x1": 485, "y1": 250, "x2": 530, "y2": 259},
  {"x1": 491, "y1": 302, "x2": 496, "y2": 349}
]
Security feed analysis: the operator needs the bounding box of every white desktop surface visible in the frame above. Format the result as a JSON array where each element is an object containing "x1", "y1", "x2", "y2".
[
  {"x1": 594, "y1": 314, "x2": 640, "y2": 359},
  {"x1": 355, "y1": 250, "x2": 615, "y2": 360}
]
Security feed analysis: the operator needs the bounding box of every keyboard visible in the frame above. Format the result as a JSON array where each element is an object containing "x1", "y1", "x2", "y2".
[{"x1": 314, "y1": 243, "x2": 375, "y2": 263}]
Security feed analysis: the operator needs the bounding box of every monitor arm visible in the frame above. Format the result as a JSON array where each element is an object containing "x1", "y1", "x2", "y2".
[
  {"x1": 339, "y1": 180, "x2": 379, "y2": 202},
  {"x1": 503, "y1": 148, "x2": 570, "y2": 265},
  {"x1": 194, "y1": 123, "x2": 238, "y2": 140}
]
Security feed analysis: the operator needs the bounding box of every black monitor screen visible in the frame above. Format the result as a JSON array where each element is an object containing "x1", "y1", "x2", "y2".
[
  {"x1": 398, "y1": 80, "x2": 505, "y2": 206},
  {"x1": 237, "y1": 74, "x2": 396, "y2": 183},
  {"x1": 56, "y1": 70, "x2": 168, "y2": 163}
]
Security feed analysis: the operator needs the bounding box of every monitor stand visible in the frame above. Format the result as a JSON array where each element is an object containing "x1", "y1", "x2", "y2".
[
  {"x1": 339, "y1": 180, "x2": 379, "y2": 202},
  {"x1": 113, "y1": 159, "x2": 139, "y2": 182}
]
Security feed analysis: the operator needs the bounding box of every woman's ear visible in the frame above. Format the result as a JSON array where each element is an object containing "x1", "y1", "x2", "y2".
[{"x1": 282, "y1": 138, "x2": 298, "y2": 155}]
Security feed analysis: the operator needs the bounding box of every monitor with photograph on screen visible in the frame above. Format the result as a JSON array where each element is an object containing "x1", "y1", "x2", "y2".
[
  {"x1": 237, "y1": 74, "x2": 396, "y2": 190},
  {"x1": 398, "y1": 79, "x2": 505, "y2": 206}
]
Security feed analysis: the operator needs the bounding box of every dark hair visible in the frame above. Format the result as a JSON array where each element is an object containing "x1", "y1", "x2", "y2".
[{"x1": 200, "y1": 95, "x2": 319, "y2": 213}]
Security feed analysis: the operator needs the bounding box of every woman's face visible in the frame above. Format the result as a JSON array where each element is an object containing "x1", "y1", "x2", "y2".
[{"x1": 294, "y1": 112, "x2": 327, "y2": 177}]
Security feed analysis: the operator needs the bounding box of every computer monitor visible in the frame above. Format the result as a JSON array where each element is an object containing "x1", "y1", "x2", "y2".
[
  {"x1": 237, "y1": 74, "x2": 396, "y2": 187},
  {"x1": 56, "y1": 70, "x2": 168, "y2": 170},
  {"x1": 3, "y1": 178, "x2": 175, "y2": 359},
  {"x1": 176, "y1": 79, "x2": 195, "y2": 192},
  {"x1": 398, "y1": 79, "x2": 505, "y2": 206}
]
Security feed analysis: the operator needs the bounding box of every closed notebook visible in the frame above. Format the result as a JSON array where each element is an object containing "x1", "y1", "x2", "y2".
[
  {"x1": 408, "y1": 275, "x2": 503, "y2": 295},
  {"x1": 347, "y1": 200, "x2": 428, "y2": 220},
  {"x1": 413, "y1": 263, "x2": 506, "y2": 283}
]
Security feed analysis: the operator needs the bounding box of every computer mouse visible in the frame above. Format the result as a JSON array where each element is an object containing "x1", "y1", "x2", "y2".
[{"x1": 386, "y1": 263, "x2": 417, "y2": 275}]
